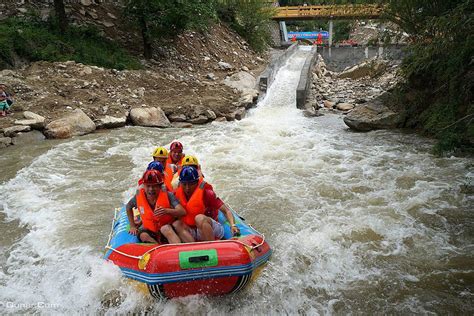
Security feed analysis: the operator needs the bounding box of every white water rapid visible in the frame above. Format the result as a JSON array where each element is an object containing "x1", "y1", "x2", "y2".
[{"x1": 0, "y1": 47, "x2": 473, "y2": 314}]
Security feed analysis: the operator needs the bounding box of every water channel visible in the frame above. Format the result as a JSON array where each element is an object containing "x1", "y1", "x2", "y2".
[{"x1": 0, "y1": 47, "x2": 473, "y2": 314}]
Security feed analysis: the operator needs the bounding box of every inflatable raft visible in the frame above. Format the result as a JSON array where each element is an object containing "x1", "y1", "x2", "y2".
[{"x1": 104, "y1": 206, "x2": 271, "y2": 298}]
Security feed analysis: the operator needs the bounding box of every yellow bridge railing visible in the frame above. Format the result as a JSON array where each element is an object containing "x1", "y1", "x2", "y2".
[{"x1": 273, "y1": 4, "x2": 383, "y2": 20}]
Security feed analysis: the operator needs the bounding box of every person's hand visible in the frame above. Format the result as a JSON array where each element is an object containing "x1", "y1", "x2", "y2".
[
  {"x1": 231, "y1": 225, "x2": 240, "y2": 236},
  {"x1": 129, "y1": 226, "x2": 138, "y2": 235},
  {"x1": 154, "y1": 206, "x2": 167, "y2": 217}
]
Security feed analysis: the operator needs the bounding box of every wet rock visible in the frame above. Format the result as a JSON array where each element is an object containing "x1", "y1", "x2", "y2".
[
  {"x1": 171, "y1": 122, "x2": 193, "y2": 128},
  {"x1": 168, "y1": 114, "x2": 187, "y2": 122},
  {"x1": 234, "y1": 107, "x2": 246, "y2": 120},
  {"x1": 336, "y1": 103, "x2": 354, "y2": 111},
  {"x1": 0, "y1": 136, "x2": 12, "y2": 148},
  {"x1": 214, "y1": 117, "x2": 227, "y2": 123},
  {"x1": 129, "y1": 107, "x2": 171, "y2": 128},
  {"x1": 238, "y1": 89, "x2": 258, "y2": 109},
  {"x1": 187, "y1": 115, "x2": 208, "y2": 124},
  {"x1": 3, "y1": 125, "x2": 31, "y2": 137},
  {"x1": 11, "y1": 130, "x2": 45, "y2": 145},
  {"x1": 96, "y1": 115, "x2": 127, "y2": 129},
  {"x1": 44, "y1": 109, "x2": 96, "y2": 139},
  {"x1": 81, "y1": 0, "x2": 92, "y2": 6},
  {"x1": 343, "y1": 102, "x2": 401, "y2": 131}
]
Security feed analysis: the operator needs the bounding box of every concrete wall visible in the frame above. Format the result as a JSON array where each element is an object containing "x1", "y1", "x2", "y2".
[
  {"x1": 318, "y1": 45, "x2": 405, "y2": 71},
  {"x1": 258, "y1": 43, "x2": 298, "y2": 98},
  {"x1": 296, "y1": 47, "x2": 318, "y2": 109}
]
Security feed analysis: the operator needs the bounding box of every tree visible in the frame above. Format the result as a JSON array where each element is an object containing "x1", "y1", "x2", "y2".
[
  {"x1": 217, "y1": 0, "x2": 275, "y2": 52},
  {"x1": 53, "y1": 0, "x2": 68, "y2": 33},
  {"x1": 124, "y1": 0, "x2": 217, "y2": 59}
]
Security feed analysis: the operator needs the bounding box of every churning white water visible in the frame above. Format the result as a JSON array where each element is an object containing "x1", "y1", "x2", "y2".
[{"x1": 0, "y1": 47, "x2": 473, "y2": 314}]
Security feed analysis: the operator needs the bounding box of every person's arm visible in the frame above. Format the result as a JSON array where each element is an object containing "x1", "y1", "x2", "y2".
[
  {"x1": 154, "y1": 192, "x2": 186, "y2": 218},
  {"x1": 220, "y1": 203, "x2": 240, "y2": 236},
  {"x1": 126, "y1": 197, "x2": 138, "y2": 235}
]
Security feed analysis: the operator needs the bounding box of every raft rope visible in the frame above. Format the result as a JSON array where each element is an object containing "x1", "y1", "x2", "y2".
[{"x1": 105, "y1": 206, "x2": 267, "y2": 261}]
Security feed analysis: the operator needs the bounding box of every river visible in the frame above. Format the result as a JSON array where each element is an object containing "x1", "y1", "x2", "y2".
[{"x1": 0, "y1": 47, "x2": 473, "y2": 314}]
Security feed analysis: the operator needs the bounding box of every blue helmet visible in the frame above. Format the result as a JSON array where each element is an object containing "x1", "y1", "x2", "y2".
[
  {"x1": 179, "y1": 166, "x2": 199, "y2": 183},
  {"x1": 147, "y1": 161, "x2": 164, "y2": 173}
]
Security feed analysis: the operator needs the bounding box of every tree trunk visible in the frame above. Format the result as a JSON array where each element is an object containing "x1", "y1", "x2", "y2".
[
  {"x1": 54, "y1": 0, "x2": 68, "y2": 33},
  {"x1": 139, "y1": 17, "x2": 153, "y2": 59}
]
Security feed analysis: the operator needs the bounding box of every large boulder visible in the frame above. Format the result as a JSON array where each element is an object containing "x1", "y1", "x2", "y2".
[
  {"x1": 44, "y1": 109, "x2": 96, "y2": 139},
  {"x1": 129, "y1": 107, "x2": 171, "y2": 127},
  {"x1": 223, "y1": 71, "x2": 256, "y2": 92},
  {"x1": 343, "y1": 102, "x2": 402, "y2": 131},
  {"x1": 96, "y1": 115, "x2": 127, "y2": 129},
  {"x1": 339, "y1": 59, "x2": 387, "y2": 80},
  {"x1": 16, "y1": 111, "x2": 46, "y2": 129}
]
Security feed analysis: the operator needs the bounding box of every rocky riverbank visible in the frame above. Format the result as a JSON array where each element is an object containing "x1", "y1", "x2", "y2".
[
  {"x1": 0, "y1": 24, "x2": 267, "y2": 148},
  {"x1": 308, "y1": 55, "x2": 402, "y2": 130}
]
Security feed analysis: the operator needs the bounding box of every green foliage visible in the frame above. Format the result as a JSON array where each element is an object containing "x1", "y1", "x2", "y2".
[
  {"x1": 216, "y1": 0, "x2": 275, "y2": 52},
  {"x1": 384, "y1": 0, "x2": 474, "y2": 154},
  {"x1": 124, "y1": 0, "x2": 217, "y2": 58},
  {"x1": 279, "y1": 0, "x2": 383, "y2": 5},
  {"x1": 0, "y1": 17, "x2": 141, "y2": 70}
]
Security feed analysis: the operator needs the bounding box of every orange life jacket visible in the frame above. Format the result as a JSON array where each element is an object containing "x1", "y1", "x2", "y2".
[
  {"x1": 136, "y1": 186, "x2": 173, "y2": 233},
  {"x1": 175, "y1": 179, "x2": 206, "y2": 227},
  {"x1": 163, "y1": 169, "x2": 174, "y2": 192}
]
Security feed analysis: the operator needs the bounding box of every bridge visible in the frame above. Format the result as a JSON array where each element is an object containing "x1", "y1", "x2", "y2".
[
  {"x1": 272, "y1": 4, "x2": 383, "y2": 21},
  {"x1": 271, "y1": 4, "x2": 384, "y2": 46}
]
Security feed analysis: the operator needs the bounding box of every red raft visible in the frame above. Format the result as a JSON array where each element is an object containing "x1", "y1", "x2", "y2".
[{"x1": 104, "y1": 206, "x2": 272, "y2": 298}]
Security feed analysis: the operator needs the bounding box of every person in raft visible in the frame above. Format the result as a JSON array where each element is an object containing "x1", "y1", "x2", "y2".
[
  {"x1": 171, "y1": 166, "x2": 240, "y2": 242},
  {"x1": 151, "y1": 146, "x2": 177, "y2": 191},
  {"x1": 137, "y1": 161, "x2": 164, "y2": 187},
  {"x1": 166, "y1": 141, "x2": 185, "y2": 173},
  {"x1": 126, "y1": 169, "x2": 185, "y2": 244},
  {"x1": 171, "y1": 154, "x2": 207, "y2": 190}
]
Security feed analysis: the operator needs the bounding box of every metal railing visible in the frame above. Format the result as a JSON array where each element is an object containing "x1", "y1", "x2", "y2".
[{"x1": 273, "y1": 4, "x2": 383, "y2": 20}]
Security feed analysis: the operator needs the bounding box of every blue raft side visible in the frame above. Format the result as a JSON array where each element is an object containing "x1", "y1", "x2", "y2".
[{"x1": 105, "y1": 206, "x2": 260, "y2": 259}]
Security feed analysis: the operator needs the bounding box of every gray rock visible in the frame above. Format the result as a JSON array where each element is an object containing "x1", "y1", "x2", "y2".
[
  {"x1": 81, "y1": 0, "x2": 92, "y2": 6},
  {"x1": 0, "y1": 137, "x2": 12, "y2": 148},
  {"x1": 96, "y1": 116, "x2": 127, "y2": 129},
  {"x1": 205, "y1": 110, "x2": 217, "y2": 120},
  {"x1": 223, "y1": 71, "x2": 256, "y2": 92},
  {"x1": 187, "y1": 115, "x2": 208, "y2": 124},
  {"x1": 214, "y1": 117, "x2": 227, "y2": 122},
  {"x1": 3, "y1": 125, "x2": 31, "y2": 137},
  {"x1": 14, "y1": 119, "x2": 45, "y2": 130},
  {"x1": 11, "y1": 131, "x2": 45, "y2": 145},
  {"x1": 171, "y1": 122, "x2": 193, "y2": 128},
  {"x1": 234, "y1": 107, "x2": 246, "y2": 120},
  {"x1": 129, "y1": 107, "x2": 171, "y2": 127},
  {"x1": 23, "y1": 111, "x2": 45, "y2": 122},
  {"x1": 44, "y1": 109, "x2": 96, "y2": 139},
  {"x1": 343, "y1": 102, "x2": 402, "y2": 131},
  {"x1": 168, "y1": 114, "x2": 187, "y2": 122},
  {"x1": 238, "y1": 89, "x2": 258, "y2": 109},
  {"x1": 206, "y1": 73, "x2": 216, "y2": 81},
  {"x1": 218, "y1": 61, "x2": 232, "y2": 70}
]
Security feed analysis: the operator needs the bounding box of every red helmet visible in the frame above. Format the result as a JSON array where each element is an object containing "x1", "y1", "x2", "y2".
[
  {"x1": 141, "y1": 169, "x2": 163, "y2": 185},
  {"x1": 170, "y1": 141, "x2": 183, "y2": 152}
]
